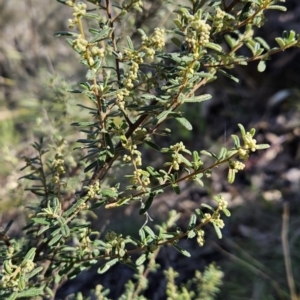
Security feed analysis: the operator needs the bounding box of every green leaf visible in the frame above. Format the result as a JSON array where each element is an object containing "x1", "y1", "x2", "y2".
[
  {"x1": 177, "y1": 154, "x2": 192, "y2": 167},
  {"x1": 193, "y1": 150, "x2": 199, "y2": 162},
  {"x1": 184, "y1": 94, "x2": 212, "y2": 103},
  {"x1": 212, "y1": 222, "x2": 222, "y2": 239},
  {"x1": 139, "y1": 193, "x2": 155, "y2": 215},
  {"x1": 139, "y1": 228, "x2": 145, "y2": 241},
  {"x1": 154, "y1": 109, "x2": 171, "y2": 123},
  {"x1": 22, "y1": 248, "x2": 36, "y2": 265},
  {"x1": 201, "y1": 203, "x2": 213, "y2": 211},
  {"x1": 228, "y1": 168, "x2": 236, "y2": 184},
  {"x1": 126, "y1": 36, "x2": 134, "y2": 50},
  {"x1": 89, "y1": 28, "x2": 112, "y2": 43},
  {"x1": 237, "y1": 123, "x2": 246, "y2": 136},
  {"x1": 267, "y1": 5, "x2": 287, "y2": 11},
  {"x1": 205, "y1": 42, "x2": 223, "y2": 52},
  {"x1": 224, "y1": 34, "x2": 238, "y2": 49},
  {"x1": 137, "y1": 28, "x2": 147, "y2": 37},
  {"x1": 256, "y1": 143, "x2": 270, "y2": 150},
  {"x1": 136, "y1": 253, "x2": 147, "y2": 266},
  {"x1": 98, "y1": 258, "x2": 119, "y2": 274},
  {"x1": 54, "y1": 31, "x2": 77, "y2": 37},
  {"x1": 275, "y1": 37, "x2": 286, "y2": 48},
  {"x1": 49, "y1": 234, "x2": 63, "y2": 246},
  {"x1": 218, "y1": 69, "x2": 239, "y2": 83},
  {"x1": 31, "y1": 218, "x2": 50, "y2": 225},
  {"x1": 257, "y1": 60, "x2": 266, "y2": 72},
  {"x1": 104, "y1": 133, "x2": 115, "y2": 156},
  {"x1": 84, "y1": 13, "x2": 103, "y2": 20},
  {"x1": 172, "y1": 184, "x2": 180, "y2": 194},
  {"x1": 37, "y1": 225, "x2": 50, "y2": 236},
  {"x1": 84, "y1": 160, "x2": 99, "y2": 173},
  {"x1": 239, "y1": 2, "x2": 252, "y2": 21},
  {"x1": 231, "y1": 134, "x2": 241, "y2": 148},
  {"x1": 255, "y1": 37, "x2": 270, "y2": 50},
  {"x1": 200, "y1": 150, "x2": 218, "y2": 159},
  {"x1": 144, "y1": 226, "x2": 157, "y2": 238},
  {"x1": 217, "y1": 147, "x2": 227, "y2": 160},
  {"x1": 7, "y1": 292, "x2": 18, "y2": 300},
  {"x1": 71, "y1": 121, "x2": 98, "y2": 127},
  {"x1": 187, "y1": 230, "x2": 196, "y2": 239},
  {"x1": 61, "y1": 223, "x2": 70, "y2": 237},
  {"x1": 144, "y1": 140, "x2": 160, "y2": 151},
  {"x1": 171, "y1": 37, "x2": 182, "y2": 49},
  {"x1": 26, "y1": 267, "x2": 44, "y2": 280},
  {"x1": 16, "y1": 287, "x2": 44, "y2": 298},
  {"x1": 188, "y1": 214, "x2": 197, "y2": 230},
  {"x1": 172, "y1": 243, "x2": 191, "y2": 257},
  {"x1": 223, "y1": 208, "x2": 231, "y2": 217},
  {"x1": 195, "y1": 208, "x2": 203, "y2": 217}
]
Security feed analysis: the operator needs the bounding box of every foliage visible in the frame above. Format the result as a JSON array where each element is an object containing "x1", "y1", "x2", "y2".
[{"x1": 0, "y1": 0, "x2": 299, "y2": 299}]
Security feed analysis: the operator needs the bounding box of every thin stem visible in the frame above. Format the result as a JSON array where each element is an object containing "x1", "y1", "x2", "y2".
[
  {"x1": 213, "y1": 242, "x2": 286, "y2": 300},
  {"x1": 281, "y1": 202, "x2": 297, "y2": 300},
  {"x1": 106, "y1": 0, "x2": 121, "y2": 82}
]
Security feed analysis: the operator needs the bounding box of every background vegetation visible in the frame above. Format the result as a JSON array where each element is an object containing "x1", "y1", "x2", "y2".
[{"x1": 0, "y1": 0, "x2": 300, "y2": 299}]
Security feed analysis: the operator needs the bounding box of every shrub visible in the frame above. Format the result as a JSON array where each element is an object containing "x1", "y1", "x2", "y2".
[{"x1": 0, "y1": 0, "x2": 299, "y2": 299}]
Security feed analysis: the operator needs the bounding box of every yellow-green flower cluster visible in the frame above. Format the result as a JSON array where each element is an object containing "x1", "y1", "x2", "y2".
[
  {"x1": 218, "y1": 197, "x2": 228, "y2": 211},
  {"x1": 123, "y1": 154, "x2": 131, "y2": 162},
  {"x1": 238, "y1": 148, "x2": 249, "y2": 160},
  {"x1": 91, "y1": 46, "x2": 105, "y2": 58},
  {"x1": 212, "y1": 7, "x2": 227, "y2": 32},
  {"x1": 197, "y1": 229, "x2": 205, "y2": 247},
  {"x1": 186, "y1": 17, "x2": 211, "y2": 49},
  {"x1": 72, "y1": 35, "x2": 88, "y2": 52},
  {"x1": 86, "y1": 181, "x2": 100, "y2": 198},
  {"x1": 169, "y1": 142, "x2": 186, "y2": 170},
  {"x1": 201, "y1": 212, "x2": 225, "y2": 228},
  {"x1": 171, "y1": 153, "x2": 182, "y2": 171},
  {"x1": 52, "y1": 153, "x2": 65, "y2": 175},
  {"x1": 105, "y1": 230, "x2": 118, "y2": 242},
  {"x1": 122, "y1": 61, "x2": 139, "y2": 89},
  {"x1": 170, "y1": 141, "x2": 185, "y2": 152},
  {"x1": 230, "y1": 160, "x2": 245, "y2": 171},
  {"x1": 77, "y1": 228, "x2": 92, "y2": 253},
  {"x1": 116, "y1": 88, "x2": 130, "y2": 109},
  {"x1": 123, "y1": 144, "x2": 142, "y2": 166},
  {"x1": 213, "y1": 217, "x2": 225, "y2": 229},
  {"x1": 2, "y1": 258, "x2": 35, "y2": 289},
  {"x1": 201, "y1": 213, "x2": 212, "y2": 224},
  {"x1": 141, "y1": 28, "x2": 165, "y2": 59},
  {"x1": 67, "y1": 1, "x2": 87, "y2": 28},
  {"x1": 71, "y1": 35, "x2": 105, "y2": 66},
  {"x1": 242, "y1": 132, "x2": 257, "y2": 152},
  {"x1": 131, "y1": 169, "x2": 150, "y2": 186},
  {"x1": 122, "y1": 0, "x2": 143, "y2": 12}
]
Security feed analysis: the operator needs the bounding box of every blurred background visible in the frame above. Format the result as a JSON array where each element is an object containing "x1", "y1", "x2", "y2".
[{"x1": 1, "y1": 0, "x2": 300, "y2": 299}]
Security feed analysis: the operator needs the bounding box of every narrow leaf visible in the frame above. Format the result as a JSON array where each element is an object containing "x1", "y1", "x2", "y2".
[
  {"x1": 126, "y1": 36, "x2": 134, "y2": 50},
  {"x1": 54, "y1": 31, "x2": 77, "y2": 37},
  {"x1": 49, "y1": 234, "x2": 63, "y2": 246},
  {"x1": 172, "y1": 243, "x2": 191, "y2": 257},
  {"x1": 205, "y1": 42, "x2": 223, "y2": 52},
  {"x1": 231, "y1": 134, "x2": 241, "y2": 148},
  {"x1": 139, "y1": 194, "x2": 155, "y2": 215},
  {"x1": 172, "y1": 184, "x2": 180, "y2": 194},
  {"x1": 144, "y1": 140, "x2": 160, "y2": 151},
  {"x1": 136, "y1": 254, "x2": 147, "y2": 266},
  {"x1": 184, "y1": 94, "x2": 211, "y2": 102},
  {"x1": 176, "y1": 117, "x2": 193, "y2": 130},
  {"x1": 212, "y1": 222, "x2": 222, "y2": 239},
  {"x1": 143, "y1": 226, "x2": 156, "y2": 238}
]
